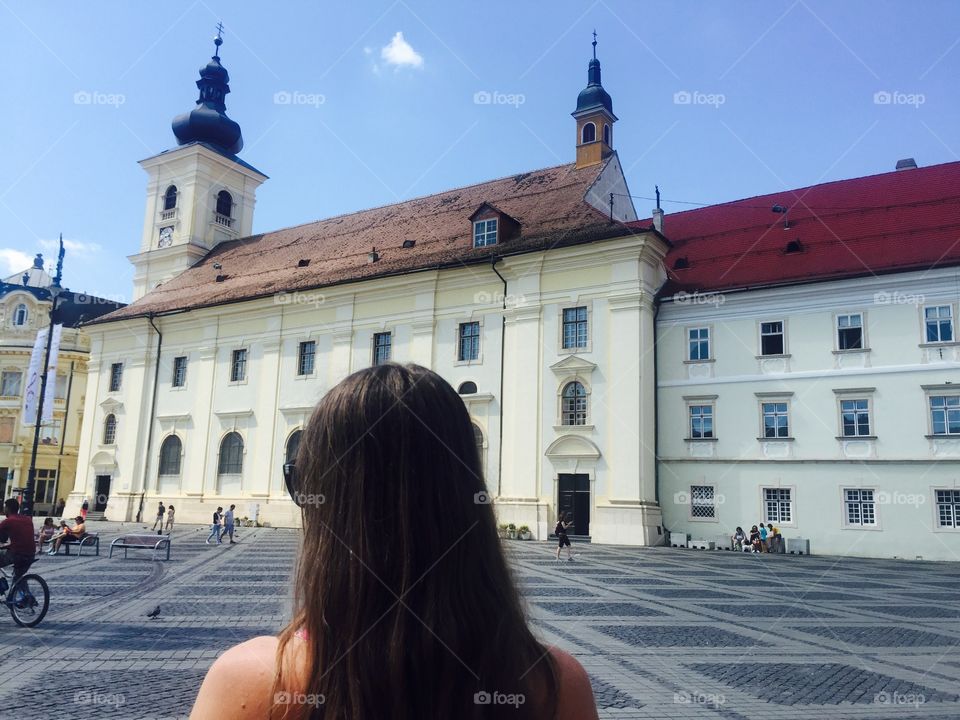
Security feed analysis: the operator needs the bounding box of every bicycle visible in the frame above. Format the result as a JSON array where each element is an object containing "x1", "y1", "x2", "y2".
[{"x1": 0, "y1": 560, "x2": 49, "y2": 627}]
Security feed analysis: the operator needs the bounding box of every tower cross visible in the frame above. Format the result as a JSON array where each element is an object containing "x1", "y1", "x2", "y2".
[
  {"x1": 214, "y1": 21, "x2": 224, "y2": 57},
  {"x1": 592, "y1": 30, "x2": 597, "y2": 59}
]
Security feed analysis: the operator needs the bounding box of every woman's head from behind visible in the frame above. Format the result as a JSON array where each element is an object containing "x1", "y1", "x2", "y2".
[{"x1": 277, "y1": 363, "x2": 554, "y2": 719}]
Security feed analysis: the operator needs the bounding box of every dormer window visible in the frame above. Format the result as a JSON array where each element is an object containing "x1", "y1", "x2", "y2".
[
  {"x1": 581, "y1": 122, "x2": 596, "y2": 144},
  {"x1": 473, "y1": 219, "x2": 498, "y2": 248},
  {"x1": 163, "y1": 185, "x2": 178, "y2": 211},
  {"x1": 13, "y1": 304, "x2": 27, "y2": 327}
]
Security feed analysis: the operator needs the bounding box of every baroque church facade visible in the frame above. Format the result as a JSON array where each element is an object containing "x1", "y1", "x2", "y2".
[{"x1": 69, "y1": 38, "x2": 669, "y2": 544}]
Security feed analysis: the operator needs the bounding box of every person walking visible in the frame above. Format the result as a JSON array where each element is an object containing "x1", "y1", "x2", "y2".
[
  {"x1": 206, "y1": 507, "x2": 223, "y2": 545},
  {"x1": 53, "y1": 498, "x2": 65, "y2": 518},
  {"x1": 190, "y1": 363, "x2": 598, "y2": 719},
  {"x1": 555, "y1": 511, "x2": 574, "y2": 561},
  {"x1": 164, "y1": 505, "x2": 175, "y2": 533},
  {"x1": 151, "y1": 502, "x2": 166, "y2": 531},
  {"x1": 80, "y1": 497, "x2": 89, "y2": 520},
  {"x1": 219, "y1": 504, "x2": 236, "y2": 544}
]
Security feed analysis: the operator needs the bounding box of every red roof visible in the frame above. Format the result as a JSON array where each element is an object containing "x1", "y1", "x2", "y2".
[
  {"x1": 99, "y1": 160, "x2": 629, "y2": 322},
  {"x1": 632, "y1": 161, "x2": 960, "y2": 295}
]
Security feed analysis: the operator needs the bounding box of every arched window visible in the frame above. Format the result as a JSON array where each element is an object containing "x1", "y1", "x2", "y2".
[
  {"x1": 581, "y1": 122, "x2": 596, "y2": 144},
  {"x1": 458, "y1": 381, "x2": 478, "y2": 395},
  {"x1": 13, "y1": 304, "x2": 27, "y2": 327},
  {"x1": 603, "y1": 124, "x2": 611, "y2": 145},
  {"x1": 158, "y1": 435, "x2": 182, "y2": 475},
  {"x1": 216, "y1": 190, "x2": 233, "y2": 218},
  {"x1": 218, "y1": 432, "x2": 243, "y2": 474},
  {"x1": 103, "y1": 414, "x2": 117, "y2": 445},
  {"x1": 285, "y1": 429, "x2": 302, "y2": 465},
  {"x1": 561, "y1": 382, "x2": 587, "y2": 426},
  {"x1": 163, "y1": 185, "x2": 178, "y2": 211}
]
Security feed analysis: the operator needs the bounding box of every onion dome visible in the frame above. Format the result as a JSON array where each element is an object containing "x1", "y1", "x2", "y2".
[
  {"x1": 574, "y1": 34, "x2": 613, "y2": 115},
  {"x1": 171, "y1": 28, "x2": 244, "y2": 155}
]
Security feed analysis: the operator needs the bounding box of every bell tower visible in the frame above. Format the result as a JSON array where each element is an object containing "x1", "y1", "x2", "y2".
[
  {"x1": 130, "y1": 25, "x2": 268, "y2": 300},
  {"x1": 572, "y1": 33, "x2": 617, "y2": 170}
]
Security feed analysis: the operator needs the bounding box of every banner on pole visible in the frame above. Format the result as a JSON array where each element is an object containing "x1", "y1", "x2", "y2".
[
  {"x1": 41, "y1": 324, "x2": 63, "y2": 424},
  {"x1": 22, "y1": 328, "x2": 48, "y2": 424}
]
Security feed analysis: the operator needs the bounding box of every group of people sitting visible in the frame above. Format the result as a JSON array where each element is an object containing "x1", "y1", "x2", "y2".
[
  {"x1": 35, "y1": 515, "x2": 87, "y2": 555},
  {"x1": 732, "y1": 523, "x2": 782, "y2": 553}
]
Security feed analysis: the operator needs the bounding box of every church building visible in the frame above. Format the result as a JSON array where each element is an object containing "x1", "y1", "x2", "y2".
[{"x1": 70, "y1": 35, "x2": 668, "y2": 543}]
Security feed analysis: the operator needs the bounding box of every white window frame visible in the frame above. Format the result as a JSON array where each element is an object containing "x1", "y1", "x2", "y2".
[
  {"x1": 0, "y1": 370, "x2": 22, "y2": 397},
  {"x1": 109, "y1": 362, "x2": 124, "y2": 392},
  {"x1": 473, "y1": 218, "x2": 498, "y2": 248},
  {"x1": 924, "y1": 387, "x2": 960, "y2": 437},
  {"x1": 842, "y1": 488, "x2": 878, "y2": 528},
  {"x1": 934, "y1": 488, "x2": 960, "y2": 530},
  {"x1": 12, "y1": 304, "x2": 28, "y2": 327},
  {"x1": 372, "y1": 331, "x2": 392, "y2": 366},
  {"x1": 758, "y1": 319, "x2": 788, "y2": 357},
  {"x1": 297, "y1": 340, "x2": 317, "y2": 377},
  {"x1": 756, "y1": 393, "x2": 793, "y2": 440},
  {"x1": 229, "y1": 348, "x2": 248, "y2": 385},
  {"x1": 689, "y1": 484, "x2": 718, "y2": 522},
  {"x1": 835, "y1": 311, "x2": 867, "y2": 352},
  {"x1": 686, "y1": 326, "x2": 712, "y2": 362},
  {"x1": 686, "y1": 399, "x2": 716, "y2": 440},
  {"x1": 455, "y1": 319, "x2": 483, "y2": 365},
  {"x1": 557, "y1": 378, "x2": 592, "y2": 429},
  {"x1": 761, "y1": 486, "x2": 795, "y2": 527},
  {"x1": 171, "y1": 355, "x2": 188, "y2": 389},
  {"x1": 922, "y1": 304, "x2": 955, "y2": 345},
  {"x1": 558, "y1": 303, "x2": 592, "y2": 354},
  {"x1": 834, "y1": 390, "x2": 875, "y2": 439}
]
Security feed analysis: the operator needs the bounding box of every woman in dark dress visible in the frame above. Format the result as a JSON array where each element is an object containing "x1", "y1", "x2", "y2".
[{"x1": 555, "y1": 512, "x2": 574, "y2": 561}]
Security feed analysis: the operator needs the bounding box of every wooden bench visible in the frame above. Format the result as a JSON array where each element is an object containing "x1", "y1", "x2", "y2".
[
  {"x1": 43, "y1": 533, "x2": 100, "y2": 557},
  {"x1": 109, "y1": 535, "x2": 171, "y2": 561}
]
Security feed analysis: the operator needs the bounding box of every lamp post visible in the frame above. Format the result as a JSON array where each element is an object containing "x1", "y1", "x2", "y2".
[{"x1": 21, "y1": 238, "x2": 64, "y2": 516}]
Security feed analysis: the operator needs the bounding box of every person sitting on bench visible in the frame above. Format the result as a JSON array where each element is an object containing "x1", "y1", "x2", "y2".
[{"x1": 49, "y1": 516, "x2": 86, "y2": 555}]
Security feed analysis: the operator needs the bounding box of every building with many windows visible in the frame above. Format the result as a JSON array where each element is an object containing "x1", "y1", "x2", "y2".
[
  {"x1": 654, "y1": 161, "x2": 960, "y2": 559},
  {"x1": 69, "y1": 38, "x2": 670, "y2": 543},
  {"x1": 0, "y1": 255, "x2": 123, "y2": 514}
]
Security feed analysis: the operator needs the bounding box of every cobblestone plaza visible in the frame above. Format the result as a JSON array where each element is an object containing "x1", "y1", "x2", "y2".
[{"x1": 2, "y1": 523, "x2": 959, "y2": 719}]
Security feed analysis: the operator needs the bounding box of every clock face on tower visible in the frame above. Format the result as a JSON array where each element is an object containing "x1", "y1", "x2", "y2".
[{"x1": 158, "y1": 226, "x2": 173, "y2": 248}]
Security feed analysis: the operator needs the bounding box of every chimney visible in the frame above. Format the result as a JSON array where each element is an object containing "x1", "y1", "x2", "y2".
[
  {"x1": 652, "y1": 208, "x2": 664, "y2": 233},
  {"x1": 895, "y1": 158, "x2": 918, "y2": 171}
]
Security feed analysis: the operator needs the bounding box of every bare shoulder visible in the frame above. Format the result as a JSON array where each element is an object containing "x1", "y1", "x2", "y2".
[
  {"x1": 550, "y1": 648, "x2": 599, "y2": 720},
  {"x1": 190, "y1": 635, "x2": 279, "y2": 719}
]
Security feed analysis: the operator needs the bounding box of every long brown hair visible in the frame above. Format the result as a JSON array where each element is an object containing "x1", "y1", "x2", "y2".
[{"x1": 272, "y1": 364, "x2": 557, "y2": 719}]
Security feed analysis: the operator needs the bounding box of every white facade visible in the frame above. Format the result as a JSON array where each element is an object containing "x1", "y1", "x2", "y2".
[{"x1": 657, "y1": 269, "x2": 960, "y2": 560}]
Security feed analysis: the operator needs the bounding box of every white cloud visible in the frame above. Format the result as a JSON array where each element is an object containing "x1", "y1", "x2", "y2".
[
  {"x1": 0, "y1": 249, "x2": 34, "y2": 276},
  {"x1": 39, "y1": 238, "x2": 102, "y2": 256},
  {"x1": 381, "y1": 31, "x2": 423, "y2": 69}
]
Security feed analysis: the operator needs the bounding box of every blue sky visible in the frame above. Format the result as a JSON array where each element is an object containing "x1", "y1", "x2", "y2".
[{"x1": 1, "y1": 0, "x2": 958, "y2": 302}]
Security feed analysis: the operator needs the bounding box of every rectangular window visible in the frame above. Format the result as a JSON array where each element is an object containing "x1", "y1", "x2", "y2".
[
  {"x1": 373, "y1": 333, "x2": 392, "y2": 365},
  {"x1": 0, "y1": 371, "x2": 21, "y2": 397},
  {"x1": 458, "y1": 322, "x2": 480, "y2": 362},
  {"x1": 562, "y1": 307, "x2": 588, "y2": 350},
  {"x1": 690, "y1": 485, "x2": 716, "y2": 519},
  {"x1": 761, "y1": 402, "x2": 790, "y2": 438},
  {"x1": 760, "y1": 321, "x2": 784, "y2": 355},
  {"x1": 109, "y1": 363, "x2": 123, "y2": 392},
  {"x1": 39, "y1": 420, "x2": 61, "y2": 446},
  {"x1": 35, "y1": 469, "x2": 57, "y2": 505},
  {"x1": 837, "y1": 313, "x2": 863, "y2": 350},
  {"x1": 298, "y1": 341, "x2": 316, "y2": 376},
  {"x1": 930, "y1": 396, "x2": 960, "y2": 436},
  {"x1": 473, "y1": 219, "x2": 498, "y2": 248},
  {"x1": 0, "y1": 417, "x2": 14, "y2": 443},
  {"x1": 925, "y1": 305, "x2": 954, "y2": 343},
  {"x1": 230, "y1": 349, "x2": 247, "y2": 383},
  {"x1": 688, "y1": 327, "x2": 710, "y2": 361},
  {"x1": 936, "y1": 489, "x2": 960, "y2": 528},
  {"x1": 172, "y1": 356, "x2": 187, "y2": 387},
  {"x1": 764, "y1": 488, "x2": 793, "y2": 523},
  {"x1": 54, "y1": 373, "x2": 67, "y2": 400},
  {"x1": 844, "y1": 489, "x2": 876, "y2": 526},
  {"x1": 689, "y1": 404, "x2": 714, "y2": 439},
  {"x1": 840, "y1": 398, "x2": 871, "y2": 437}
]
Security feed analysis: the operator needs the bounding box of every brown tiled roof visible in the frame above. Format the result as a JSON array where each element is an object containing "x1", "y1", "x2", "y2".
[{"x1": 98, "y1": 159, "x2": 631, "y2": 323}]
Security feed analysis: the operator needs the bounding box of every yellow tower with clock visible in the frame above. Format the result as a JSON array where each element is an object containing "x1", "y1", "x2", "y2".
[{"x1": 130, "y1": 30, "x2": 267, "y2": 300}]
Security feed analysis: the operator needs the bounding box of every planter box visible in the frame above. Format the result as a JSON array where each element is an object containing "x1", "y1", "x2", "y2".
[
  {"x1": 668, "y1": 532, "x2": 689, "y2": 548},
  {"x1": 689, "y1": 539, "x2": 715, "y2": 550},
  {"x1": 786, "y1": 537, "x2": 810, "y2": 555}
]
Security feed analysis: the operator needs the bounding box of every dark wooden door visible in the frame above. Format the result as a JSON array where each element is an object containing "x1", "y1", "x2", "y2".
[
  {"x1": 94, "y1": 475, "x2": 111, "y2": 511},
  {"x1": 557, "y1": 473, "x2": 590, "y2": 536}
]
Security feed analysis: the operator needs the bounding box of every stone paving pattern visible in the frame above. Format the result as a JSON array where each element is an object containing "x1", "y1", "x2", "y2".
[{"x1": 1, "y1": 522, "x2": 959, "y2": 718}]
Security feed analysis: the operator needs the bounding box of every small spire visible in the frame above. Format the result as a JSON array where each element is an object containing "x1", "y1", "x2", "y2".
[
  {"x1": 213, "y1": 21, "x2": 224, "y2": 58},
  {"x1": 592, "y1": 30, "x2": 597, "y2": 60}
]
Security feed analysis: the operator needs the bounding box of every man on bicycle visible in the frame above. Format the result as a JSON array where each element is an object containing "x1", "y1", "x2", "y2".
[{"x1": 0, "y1": 499, "x2": 35, "y2": 575}]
